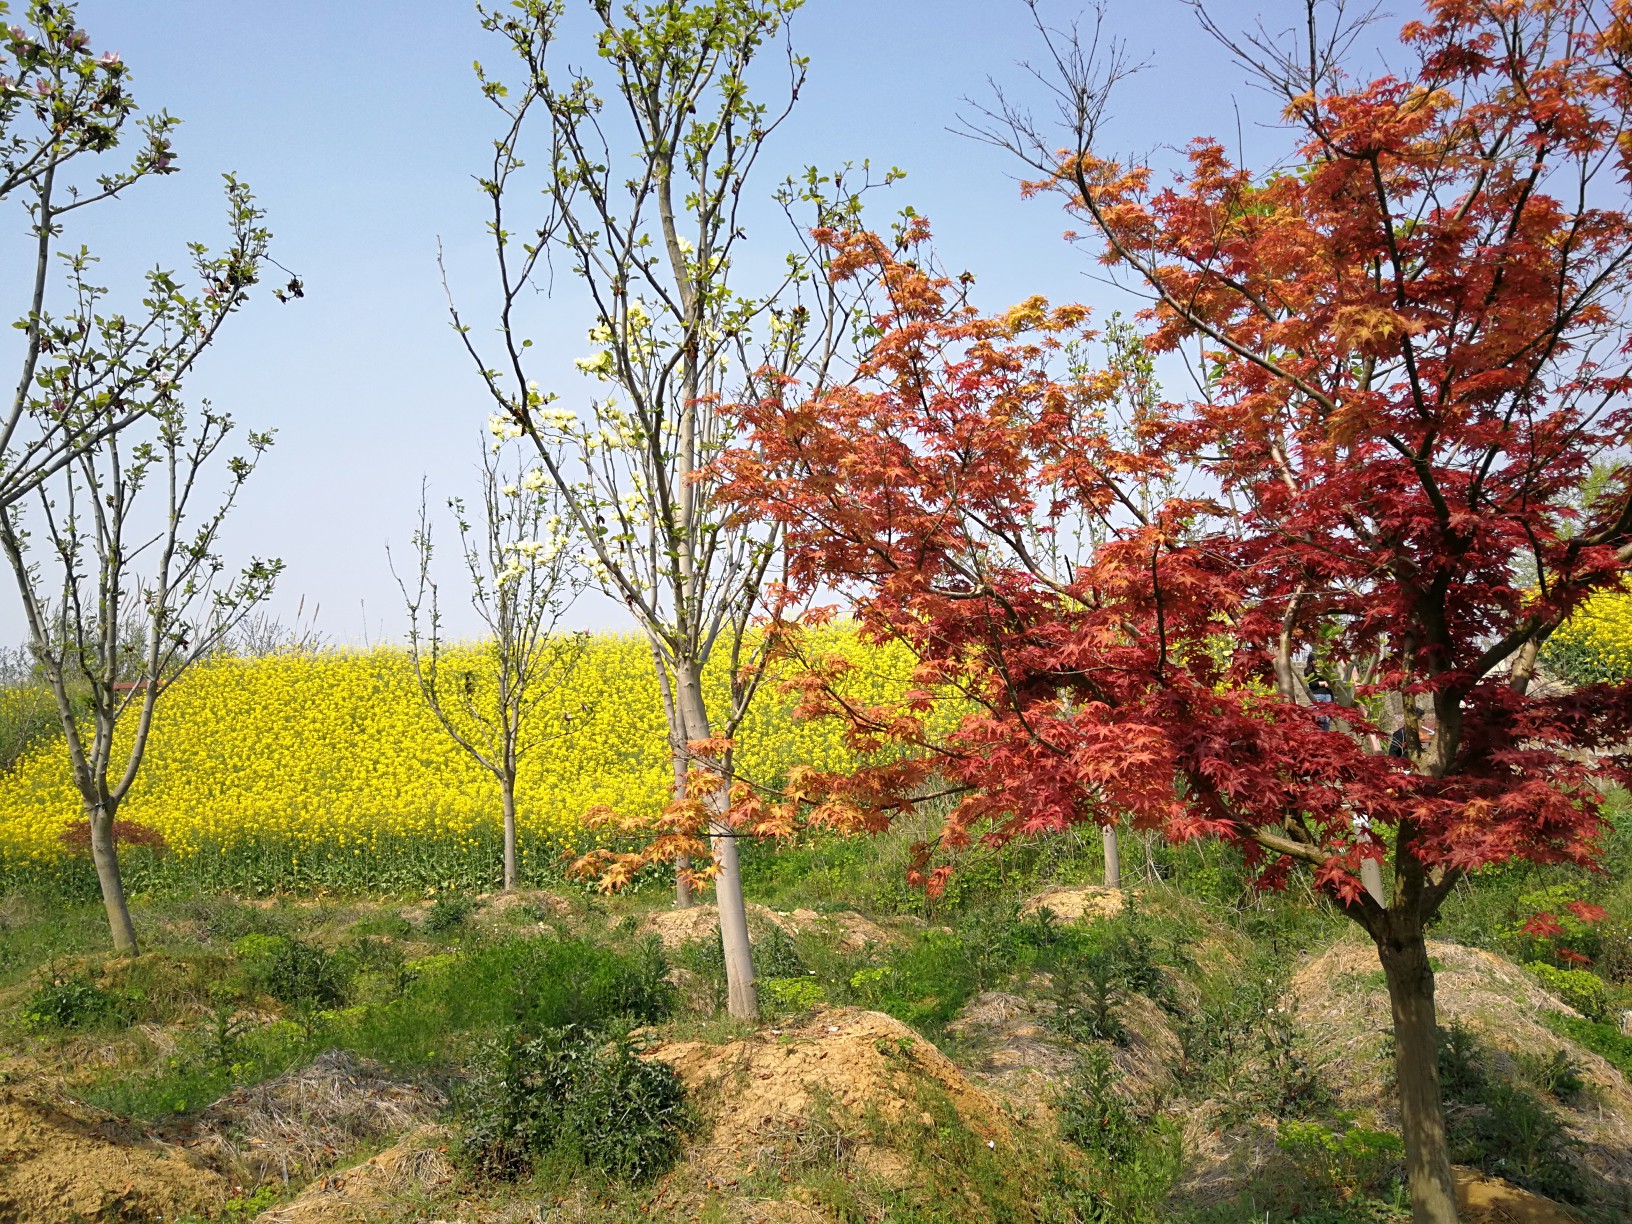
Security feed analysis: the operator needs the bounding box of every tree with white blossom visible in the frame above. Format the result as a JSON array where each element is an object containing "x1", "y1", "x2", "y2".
[
  {"x1": 449, "y1": 0, "x2": 889, "y2": 1017},
  {"x1": 394, "y1": 433, "x2": 585, "y2": 892}
]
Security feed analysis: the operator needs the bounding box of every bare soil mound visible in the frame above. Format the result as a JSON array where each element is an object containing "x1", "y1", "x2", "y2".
[
  {"x1": 254, "y1": 1126, "x2": 453, "y2": 1224},
  {"x1": 398, "y1": 889, "x2": 571, "y2": 932},
  {"x1": 641, "y1": 903, "x2": 893, "y2": 953},
  {"x1": 0, "y1": 1086, "x2": 227, "y2": 1224},
  {"x1": 192, "y1": 1049, "x2": 445, "y2": 1185},
  {"x1": 1291, "y1": 938, "x2": 1632, "y2": 1205},
  {"x1": 645, "y1": 1007, "x2": 1011, "y2": 1188},
  {"x1": 947, "y1": 981, "x2": 1182, "y2": 1128},
  {"x1": 1020, "y1": 884, "x2": 1125, "y2": 923},
  {"x1": 1456, "y1": 1166, "x2": 1584, "y2": 1223}
]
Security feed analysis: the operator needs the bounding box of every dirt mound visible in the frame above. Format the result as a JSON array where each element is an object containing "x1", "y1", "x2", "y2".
[
  {"x1": 946, "y1": 981, "x2": 1182, "y2": 1128},
  {"x1": 0, "y1": 1086, "x2": 227, "y2": 1224},
  {"x1": 1456, "y1": 1166, "x2": 1583, "y2": 1224},
  {"x1": 254, "y1": 1127, "x2": 453, "y2": 1224},
  {"x1": 641, "y1": 902, "x2": 892, "y2": 954},
  {"x1": 780, "y1": 908, "x2": 893, "y2": 952},
  {"x1": 474, "y1": 889, "x2": 572, "y2": 924},
  {"x1": 1020, "y1": 884, "x2": 1124, "y2": 923},
  {"x1": 1290, "y1": 938, "x2": 1632, "y2": 1205},
  {"x1": 944, "y1": 990, "x2": 1078, "y2": 1126},
  {"x1": 193, "y1": 1049, "x2": 445, "y2": 1185},
  {"x1": 646, "y1": 1007, "x2": 1011, "y2": 1188},
  {"x1": 643, "y1": 902, "x2": 736, "y2": 948}
]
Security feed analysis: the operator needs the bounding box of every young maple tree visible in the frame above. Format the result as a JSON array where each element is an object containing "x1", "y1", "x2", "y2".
[{"x1": 717, "y1": 3, "x2": 1632, "y2": 1221}]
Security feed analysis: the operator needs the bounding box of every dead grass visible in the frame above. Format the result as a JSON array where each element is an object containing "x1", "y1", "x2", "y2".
[
  {"x1": 191, "y1": 1049, "x2": 445, "y2": 1185},
  {"x1": 253, "y1": 1126, "x2": 454, "y2": 1224}
]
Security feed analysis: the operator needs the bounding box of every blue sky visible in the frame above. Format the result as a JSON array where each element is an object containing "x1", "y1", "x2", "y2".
[{"x1": 2, "y1": 0, "x2": 1357, "y2": 645}]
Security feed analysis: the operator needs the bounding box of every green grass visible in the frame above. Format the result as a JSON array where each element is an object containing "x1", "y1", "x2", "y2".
[{"x1": 1540, "y1": 1009, "x2": 1632, "y2": 1078}]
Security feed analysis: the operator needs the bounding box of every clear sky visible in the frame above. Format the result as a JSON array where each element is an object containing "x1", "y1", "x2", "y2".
[{"x1": 2, "y1": 0, "x2": 1363, "y2": 646}]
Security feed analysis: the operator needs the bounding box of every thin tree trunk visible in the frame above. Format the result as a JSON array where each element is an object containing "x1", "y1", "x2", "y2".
[
  {"x1": 675, "y1": 658, "x2": 757, "y2": 1019},
  {"x1": 709, "y1": 788, "x2": 757, "y2": 1019},
  {"x1": 1102, "y1": 824, "x2": 1122, "y2": 889},
  {"x1": 501, "y1": 774, "x2": 518, "y2": 891},
  {"x1": 1377, "y1": 923, "x2": 1459, "y2": 1224},
  {"x1": 1361, "y1": 857, "x2": 1387, "y2": 907},
  {"x1": 672, "y1": 746, "x2": 694, "y2": 909},
  {"x1": 89, "y1": 802, "x2": 137, "y2": 955}
]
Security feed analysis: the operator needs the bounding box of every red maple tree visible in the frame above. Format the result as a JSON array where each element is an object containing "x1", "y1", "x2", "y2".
[{"x1": 717, "y1": 3, "x2": 1632, "y2": 1220}]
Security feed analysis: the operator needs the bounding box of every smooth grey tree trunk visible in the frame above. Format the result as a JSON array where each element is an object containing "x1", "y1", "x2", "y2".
[
  {"x1": 1361, "y1": 857, "x2": 1387, "y2": 907},
  {"x1": 672, "y1": 747, "x2": 694, "y2": 909},
  {"x1": 501, "y1": 776, "x2": 518, "y2": 891},
  {"x1": 1102, "y1": 824, "x2": 1122, "y2": 889},
  {"x1": 89, "y1": 804, "x2": 138, "y2": 955},
  {"x1": 675, "y1": 658, "x2": 756, "y2": 1018},
  {"x1": 1378, "y1": 924, "x2": 1459, "y2": 1224}
]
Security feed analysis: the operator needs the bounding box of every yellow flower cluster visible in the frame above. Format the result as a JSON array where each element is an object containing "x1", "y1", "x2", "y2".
[
  {"x1": 0, "y1": 629, "x2": 921, "y2": 863},
  {"x1": 1547, "y1": 587, "x2": 1632, "y2": 682}
]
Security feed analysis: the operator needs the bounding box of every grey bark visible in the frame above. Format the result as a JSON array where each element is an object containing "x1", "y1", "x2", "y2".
[
  {"x1": 89, "y1": 801, "x2": 137, "y2": 955},
  {"x1": 501, "y1": 774, "x2": 518, "y2": 891},
  {"x1": 676, "y1": 656, "x2": 756, "y2": 1018}
]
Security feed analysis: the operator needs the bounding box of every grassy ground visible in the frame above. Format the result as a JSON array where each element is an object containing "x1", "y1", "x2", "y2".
[{"x1": 4, "y1": 805, "x2": 1632, "y2": 1222}]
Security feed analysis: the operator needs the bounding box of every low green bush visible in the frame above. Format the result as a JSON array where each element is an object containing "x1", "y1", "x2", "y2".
[
  {"x1": 1274, "y1": 1118, "x2": 1402, "y2": 1204},
  {"x1": 233, "y1": 934, "x2": 346, "y2": 1011},
  {"x1": 424, "y1": 893, "x2": 477, "y2": 935},
  {"x1": 1437, "y1": 1023, "x2": 1585, "y2": 1205},
  {"x1": 459, "y1": 1025, "x2": 693, "y2": 1183},
  {"x1": 761, "y1": 976, "x2": 825, "y2": 1013},
  {"x1": 1059, "y1": 1044, "x2": 1135, "y2": 1159},
  {"x1": 1540, "y1": 1010, "x2": 1632, "y2": 1078},
  {"x1": 20, "y1": 973, "x2": 125, "y2": 1031},
  {"x1": 1525, "y1": 961, "x2": 1612, "y2": 1022}
]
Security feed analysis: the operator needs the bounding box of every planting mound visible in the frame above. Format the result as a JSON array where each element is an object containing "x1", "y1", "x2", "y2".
[
  {"x1": 1455, "y1": 1167, "x2": 1584, "y2": 1224},
  {"x1": 645, "y1": 1007, "x2": 1011, "y2": 1187},
  {"x1": 193, "y1": 1050, "x2": 445, "y2": 1185},
  {"x1": 0, "y1": 1086, "x2": 227, "y2": 1224},
  {"x1": 642, "y1": 903, "x2": 893, "y2": 953},
  {"x1": 1020, "y1": 884, "x2": 1125, "y2": 923},
  {"x1": 1291, "y1": 938, "x2": 1632, "y2": 1206},
  {"x1": 947, "y1": 978, "x2": 1181, "y2": 1128},
  {"x1": 254, "y1": 1127, "x2": 453, "y2": 1224}
]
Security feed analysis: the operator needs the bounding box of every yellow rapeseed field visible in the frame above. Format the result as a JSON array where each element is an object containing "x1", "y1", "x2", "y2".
[
  {"x1": 1548, "y1": 587, "x2": 1632, "y2": 681},
  {"x1": 0, "y1": 629, "x2": 923, "y2": 865}
]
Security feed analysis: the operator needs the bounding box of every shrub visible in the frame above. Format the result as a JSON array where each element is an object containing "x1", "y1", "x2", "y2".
[
  {"x1": 761, "y1": 976, "x2": 825, "y2": 1013},
  {"x1": 424, "y1": 893, "x2": 477, "y2": 935},
  {"x1": 58, "y1": 820, "x2": 169, "y2": 857},
  {"x1": 1049, "y1": 952, "x2": 1126, "y2": 1044},
  {"x1": 233, "y1": 934, "x2": 345, "y2": 1010},
  {"x1": 1437, "y1": 1023, "x2": 1585, "y2": 1204},
  {"x1": 459, "y1": 1025, "x2": 692, "y2": 1183},
  {"x1": 20, "y1": 974, "x2": 125, "y2": 1031},
  {"x1": 1275, "y1": 1118, "x2": 1403, "y2": 1202},
  {"x1": 1540, "y1": 1010, "x2": 1632, "y2": 1078},
  {"x1": 1058, "y1": 1044, "x2": 1135, "y2": 1159},
  {"x1": 1525, "y1": 961, "x2": 1612, "y2": 1022},
  {"x1": 1514, "y1": 1047, "x2": 1585, "y2": 1103}
]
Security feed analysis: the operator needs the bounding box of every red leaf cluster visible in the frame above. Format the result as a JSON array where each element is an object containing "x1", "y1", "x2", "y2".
[{"x1": 716, "y1": 0, "x2": 1632, "y2": 908}]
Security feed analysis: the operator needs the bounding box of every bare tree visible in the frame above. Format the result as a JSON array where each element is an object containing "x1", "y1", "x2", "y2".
[
  {"x1": 451, "y1": 0, "x2": 888, "y2": 1018},
  {"x1": 394, "y1": 435, "x2": 586, "y2": 892},
  {"x1": 0, "y1": 401, "x2": 280, "y2": 953}
]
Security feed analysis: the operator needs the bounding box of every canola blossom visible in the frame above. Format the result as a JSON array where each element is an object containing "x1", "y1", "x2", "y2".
[
  {"x1": 1545, "y1": 587, "x2": 1632, "y2": 685},
  {"x1": 0, "y1": 630, "x2": 925, "y2": 870}
]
